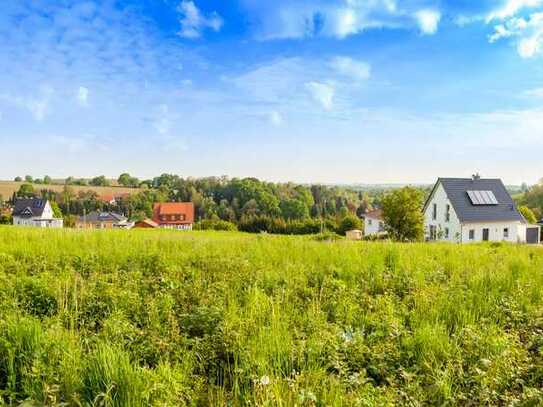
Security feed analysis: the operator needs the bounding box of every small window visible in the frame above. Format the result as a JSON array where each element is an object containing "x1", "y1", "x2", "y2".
[
  {"x1": 444, "y1": 228, "x2": 449, "y2": 239},
  {"x1": 368, "y1": 219, "x2": 372, "y2": 226},
  {"x1": 469, "y1": 229, "x2": 475, "y2": 240},
  {"x1": 504, "y1": 228, "x2": 509, "y2": 239},
  {"x1": 429, "y1": 225, "x2": 437, "y2": 240},
  {"x1": 445, "y1": 204, "x2": 450, "y2": 222},
  {"x1": 432, "y1": 203, "x2": 437, "y2": 220}
]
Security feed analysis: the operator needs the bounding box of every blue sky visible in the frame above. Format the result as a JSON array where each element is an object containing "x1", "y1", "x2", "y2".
[{"x1": 1, "y1": 0, "x2": 543, "y2": 184}]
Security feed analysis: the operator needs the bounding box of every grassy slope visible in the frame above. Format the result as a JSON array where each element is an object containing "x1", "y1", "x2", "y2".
[
  {"x1": 0, "y1": 181, "x2": 139, "y2": 198},
  {"x1": 0, "y1": 227, "x2": 542, "y2": 405}
]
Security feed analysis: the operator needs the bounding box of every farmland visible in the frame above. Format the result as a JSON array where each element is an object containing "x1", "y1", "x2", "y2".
[
  {"x1": 0, "y1": 228, "x2": 543, "y2": 405},
  {"x1": 0, "y1": 181, "x2": 138, "y2": 199}
]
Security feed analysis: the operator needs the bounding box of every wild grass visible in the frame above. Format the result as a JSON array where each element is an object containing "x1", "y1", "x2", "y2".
[{"x1": 0, "y1": 226, "x2": 542, "y2": 405}]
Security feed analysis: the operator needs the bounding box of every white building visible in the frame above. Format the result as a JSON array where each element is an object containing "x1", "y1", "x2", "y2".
[
  {"x1": 423, "y1": 176, "x2": 536, "y2": 243},
  {"x1": 12, "y1": 198, "x2": 63, "y2": 228},
  {"x1": 363, "y1": 209, "x2": 386, "y2": 237}
]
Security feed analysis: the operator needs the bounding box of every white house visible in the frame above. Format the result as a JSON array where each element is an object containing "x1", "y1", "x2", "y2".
[
  {"x1": 363, "y1": 209, "x2": 386, "y2": 237},
  {"x1": 423, "y1": 176, "x2": 535, "y2": 243},
  {"x1": 12, "y1": 198, "x2": 63, "y2": 228}
]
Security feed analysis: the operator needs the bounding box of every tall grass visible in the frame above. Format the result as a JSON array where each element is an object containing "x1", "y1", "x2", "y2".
[{"x1": 0, "y1": 226, "x2": 543, "y2": 405}]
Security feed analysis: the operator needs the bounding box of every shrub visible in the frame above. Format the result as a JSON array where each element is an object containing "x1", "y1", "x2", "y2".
[{"x1": 194, "y1": 219, "x2": 238, "y2": 231}]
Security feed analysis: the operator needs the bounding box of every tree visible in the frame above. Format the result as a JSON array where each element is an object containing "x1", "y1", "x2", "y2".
[
  {"x1": 14, "y1": 176, "x2": 22, "y2": 182},
  {"x1": 519, "y1": 205, "x2": 537, "y2": 224},
  {"x1": 337, "y1": 214, "x2": 363, "y2": 235},
  {"x1": 118, "y1": 173, "x2": 140, "y2": 187},
  {"x1": 43, "y1": 175, "x2": 52, "y2": 184},
  {"x1": 90, "y1": 176, "x2": 110, "y2": 187},
  {"x1": 50, "y1": 201, "x2": 63, "y2": 218},
  {"x1": 24, "y1": 175, "x2": 33, "y2": 183},
  {"x1": 280, "y1": 199, "x2": 309, "y2": 220},
  {"x1": 16, "y1": 184, "x2": 36, "y2": 198},
  {"x1": 382, "y1": 187, "x2": 424, "y2": 242}
]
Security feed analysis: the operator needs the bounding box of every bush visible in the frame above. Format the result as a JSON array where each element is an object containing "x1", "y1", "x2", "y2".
[
  {"x1": 194, "y1": 219, "x2": 238, "y2": 231},
  {"x1": 337, "y1": 214, "x2": 363, "y2": 236}
]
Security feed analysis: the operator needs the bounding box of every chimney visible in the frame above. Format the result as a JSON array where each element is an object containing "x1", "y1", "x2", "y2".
[{"x1": 472, "y1": 173, "x2": 481, "y2": 181}]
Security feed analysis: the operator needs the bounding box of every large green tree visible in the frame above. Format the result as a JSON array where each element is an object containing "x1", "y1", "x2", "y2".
[{"x1": 382, "y1": 187, "x2": 425, "y2": 242}]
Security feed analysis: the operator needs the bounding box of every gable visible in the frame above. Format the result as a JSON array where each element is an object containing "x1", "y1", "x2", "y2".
[{"x1": 435, "y1": 178, "x2": 524, "y2": 224}]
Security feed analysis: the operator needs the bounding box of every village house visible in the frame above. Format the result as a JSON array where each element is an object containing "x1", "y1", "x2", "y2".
[
  {"x1": 363, "y1": 209, "x2": 386, "y2": 237},
  {"x1": 76, "y1": 212, "x2": 133, "y2": 229},
  {"x1": 152, "y1": 202, "x2": 194, "y2": 230},
  {"x1": 133, "y1": 218, "x2": 159, "y2": 229},
  {"x1": 12, "y1": 198, "x2": 63, "y2": 228},
  {"x1": 423, "y1": 176, "x2": 539, "y2": 244},
  {"x1": 98, "y1": 193, "x2": 131, "y2": 205}
]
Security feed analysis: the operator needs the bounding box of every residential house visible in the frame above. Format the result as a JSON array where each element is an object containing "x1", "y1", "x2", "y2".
[
  {"x1": 133, "y1": 219, "x2": 159, "y2": 229},
  {"x1": 363, "y1": 209, "x2": 386, "y2": 236},
  {"x1": 76, "y1": 212, "x2": 133, "y2": 229},
  {"x1": 98, "y1": 193, "x2": 130, "y2": 205},
  {"x1": 152, "y1": 202, "x2": 194, "y2": 230},
  {"x1": 423, "y1": 176, "x2": 537, "y2": 243},
  {"x1": 12, "y1": 198, "x2": 63, "y2": 228}
]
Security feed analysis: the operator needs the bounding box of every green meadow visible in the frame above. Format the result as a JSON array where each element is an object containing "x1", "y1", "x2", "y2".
[{"x1": 0, "y1": 227, "x2": 542, "y2": 406}]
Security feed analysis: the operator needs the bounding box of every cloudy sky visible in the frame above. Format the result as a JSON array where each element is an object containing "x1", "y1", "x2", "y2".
[{"x1": 1, "y1": 0, "x2": 543, "y2": 184}]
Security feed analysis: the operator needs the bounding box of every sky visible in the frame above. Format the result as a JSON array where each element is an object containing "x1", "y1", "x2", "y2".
[{"x1": 1, "y1": 0, "x2": 543, "y2": 185}]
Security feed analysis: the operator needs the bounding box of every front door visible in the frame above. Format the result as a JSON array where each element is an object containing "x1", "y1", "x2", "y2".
[{"x1": 482, "y1": 228, "x2": 490, "y2": 241}]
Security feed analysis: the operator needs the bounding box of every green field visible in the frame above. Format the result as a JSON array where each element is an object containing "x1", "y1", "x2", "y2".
[{"x1": 0, "y1": 227, "x2": 543, "y2": 406}]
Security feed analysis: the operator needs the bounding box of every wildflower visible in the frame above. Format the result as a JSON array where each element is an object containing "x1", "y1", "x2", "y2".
[{"x1": 260, "y1": 375, "x2": 270, "y2": 386}]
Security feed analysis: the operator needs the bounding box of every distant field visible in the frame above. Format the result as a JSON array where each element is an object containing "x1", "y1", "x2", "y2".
[
  {"x1": 0, "y1": 180, "x2": 139, "y2": 198},
  {"x1": 1, "y1": 228, "x2": 543, "y2": 405}
]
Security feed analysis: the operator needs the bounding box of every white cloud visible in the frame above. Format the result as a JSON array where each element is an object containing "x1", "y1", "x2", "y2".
[
  {"x1": 524, "y1": 87, "x2": 543, "y2": 97},
  {"x1": 414, "y1": 9, "x2": 441, "y2": 35},
  {"x1": 488, "y1": 12, "x2": 543, "y2": 58},
  {"x1": 177, "y1": 1, "x2": 223, "y2": 39},
  {"x1": 305, "y1": 82, "x2": 335, "y2": 110},
  {"x1": 486, "y1": 0, "x2": 543, "y2": 22},
  {"x1": 0, "y1": 86, "x2": 54, "y2": 121},
  {"x1": 240, "y1": 1, "x2": 440, "y2": 40},
  {"x1": 77, "y1": 86, "x2": 89, "y2": 106},
  {"x1": 269, "y1": 110, "x2": 284, "y2": 126},
  {"x1": 330, "y1": 56, "x2": 371, "y2": 81},
  {"x1": 153, "y1": 104, "x2": 173, "y2": 135}
]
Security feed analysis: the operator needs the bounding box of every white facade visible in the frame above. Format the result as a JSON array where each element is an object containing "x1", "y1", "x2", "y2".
[
  {"x1": 13, "y1": 201, "x2": 63, "y2": 228},
  {"x1": 424, "y1": 182, "x2": 526, "y2": 243},
  {"x1": 364, "y1": 215, "x2": 385, "y2": 236}
]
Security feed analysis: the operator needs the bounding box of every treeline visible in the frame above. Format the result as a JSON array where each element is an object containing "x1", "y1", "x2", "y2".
[{"x1": 3, "y1": 174, "x2": 392, "y2": 233}]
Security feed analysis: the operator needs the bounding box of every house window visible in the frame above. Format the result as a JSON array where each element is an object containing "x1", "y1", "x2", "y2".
[
  {"x1": 432, "y1": 203, "x2": 437, "y2": 220},
  {"x1": 469, "y1": 229, "x2": 475, "y2": 240},
  {"x1": 445, "y1": 228, "x2": 449, "y2": 239},
  {"x1": 368, "y1": 219, "x2": 373, "y2": 226},
  {"x1": 429, "y1": 225, "x2": 437, "y2": 240},
  {"x1": 504, "y1": 228, "x2": 509, "y2": 239},
  {"x1": 445, "y1": 205, "x2": 450, "y2": 222},
  {"x1": 378, "y1": 221, "x2": 384, "y2": 231}
]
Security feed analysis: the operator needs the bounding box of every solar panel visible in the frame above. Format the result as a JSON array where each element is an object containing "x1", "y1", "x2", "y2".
[{"x1": 467, "y1": 190, "x2": 498, "y2": 205}]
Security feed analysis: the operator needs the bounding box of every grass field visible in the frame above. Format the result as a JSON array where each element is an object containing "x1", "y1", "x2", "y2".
[
  {"x1": 0, "y1": 181, "x2": 138, "y2": 199},
  {"x1": 0, "y1": 227, "x2": 543, "y2": 405}
]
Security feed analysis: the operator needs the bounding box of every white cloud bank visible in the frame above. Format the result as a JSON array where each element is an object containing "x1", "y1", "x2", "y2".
[
  {"x1": 240, "y1": 0, "x2": 441, "y2": 40},
  {"x1": 177, "y1": 1, "x2": 223, "y2": 39},
  {"x1": 414, "y1": 9, "x2": 441, "y2": 35},
  {"x1": 305, "y1": 82, "x2": 335, "y2": 110}
]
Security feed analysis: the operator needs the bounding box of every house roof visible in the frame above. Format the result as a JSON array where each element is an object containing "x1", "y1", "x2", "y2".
[
  {"x1": 136, "y1": 218, "x2": 159, "y2": 228},
  {"x1": 79, "y1": 212, "x2": 127, "y2": 223},
  {"x1": 152, "y1": 202, "x2": 194, "y2": 224},
  {"x1": 98, "y1": 193, "x2": 130, "y2": 203},
  {"x1": 12, "y1": 199, "x2": 48, "y2": 218},
  {"x1": 427, "y1": 178, "x2": 525, "y2": 224},
  {"x1": 363, "y1": 209, "x2": 383, "y2": 220}
]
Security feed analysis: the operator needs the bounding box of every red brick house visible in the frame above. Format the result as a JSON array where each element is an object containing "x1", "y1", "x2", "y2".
[{"x1": 152, "y1": 202, "x2": 194, "y2": 230}]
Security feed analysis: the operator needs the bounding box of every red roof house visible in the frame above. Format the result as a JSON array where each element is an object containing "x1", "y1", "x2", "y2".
[{"x1": 152, "y1": 202, "x2": 194, "y2": 230}]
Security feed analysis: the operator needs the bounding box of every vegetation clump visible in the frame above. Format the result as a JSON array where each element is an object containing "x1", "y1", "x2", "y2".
[{"x1": 1, "y1": 227, "x2": 543, "y2": 405}]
